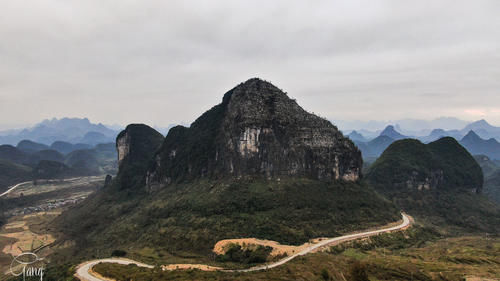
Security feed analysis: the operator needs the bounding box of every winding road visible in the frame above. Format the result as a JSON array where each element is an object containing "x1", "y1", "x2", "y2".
[
  {"x1": 75, "y1": 213, "x2": 411, "y2": 280},
  {"x1": 0, "y1": 181, "x2": 31, "y2": 197},
  {"x1": 0, "y1": 176, "x2": 104, "y2": 198}
]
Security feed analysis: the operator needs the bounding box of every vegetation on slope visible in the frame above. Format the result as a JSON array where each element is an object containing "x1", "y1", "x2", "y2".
[
  {"x1": 89, "y1": 232, "x2": 500, "y2": 281},
  {"x1": 54, "y1": 177, "x2": 399, "y2": 262}
]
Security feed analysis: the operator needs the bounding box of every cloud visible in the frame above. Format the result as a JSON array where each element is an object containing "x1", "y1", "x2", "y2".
[{"x1": 1, "y1": 0, "x2": 500, "y2": 129}]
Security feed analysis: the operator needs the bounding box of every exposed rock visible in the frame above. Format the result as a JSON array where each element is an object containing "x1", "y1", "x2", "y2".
[
  {"x1": 116, "y1": 131, "x2": 130, "y2": 166},
  {"x1": 147, "y1": 78, "x2": 362, "y2": 189}
]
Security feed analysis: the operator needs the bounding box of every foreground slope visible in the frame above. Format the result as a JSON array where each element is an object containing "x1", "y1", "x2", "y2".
[
  {"x1": 54, "y1": 79, "x2": 399, "y2": 261},
  {"x1": 366, "y1": 137, "x2": 500, "y2": 233}
]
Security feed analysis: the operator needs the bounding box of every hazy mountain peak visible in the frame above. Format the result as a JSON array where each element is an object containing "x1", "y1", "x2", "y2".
[
  {"x1": 462, "y1": 130, "x2": 481, "y2": 141},
  {"x1": 380, "y1": 125, "x2": 406, "y2": 140},
  {"x1": 347, "y1": 130, "x2": 366, "y2": 142}
]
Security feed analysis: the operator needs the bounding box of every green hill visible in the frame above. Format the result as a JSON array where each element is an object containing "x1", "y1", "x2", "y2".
[{"x1": 366, "y1": 137, "x2": 499, "y2": 233}]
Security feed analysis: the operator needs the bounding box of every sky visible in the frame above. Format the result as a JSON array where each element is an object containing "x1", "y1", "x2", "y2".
[{"x1": 1, "y1": 0, "x2": 500, "y2": 130}]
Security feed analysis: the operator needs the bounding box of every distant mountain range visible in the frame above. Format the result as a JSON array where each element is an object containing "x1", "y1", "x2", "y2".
[
  {"x1": 334, "y1": 117, "x2": 470, "y2": 135},
  {"x1": 351, "y1": 120, "x2": 500, "y2": 160},
  {"x1": 0, "y1": 118, "x2": 119, "y2": 145},
  {"x1": 345, "y1": 119, "x2": 500, "y2": 142}
]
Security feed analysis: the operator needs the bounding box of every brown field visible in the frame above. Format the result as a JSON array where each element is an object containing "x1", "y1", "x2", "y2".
[{"x1": 0, "y1": 212, "x2": 58, "y2": 276}]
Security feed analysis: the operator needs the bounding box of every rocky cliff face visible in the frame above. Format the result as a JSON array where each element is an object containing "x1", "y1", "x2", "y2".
[
  {"x1": 116, "y1": 131, "x2": 130, "y2": 166},
  {"x1": 146, "y1": 78, "x2": 362, "y2": 189}
]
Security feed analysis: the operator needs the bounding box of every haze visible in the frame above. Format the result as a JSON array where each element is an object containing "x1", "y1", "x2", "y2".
[{"x1": 1, "y1": 0, "x2": 500, "y2": 130}]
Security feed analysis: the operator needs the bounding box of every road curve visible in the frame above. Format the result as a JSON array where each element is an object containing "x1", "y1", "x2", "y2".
[
  {"x1": 75, "y1": 258, "x2": 154, "y2": 281},
  {"x1": 229, "y1": 213, "x2": 410, "y2": 272},
  {"x1": 75, "y1": 213, "x2": 411, "y2": 280},
  {"x1": 0, "y1": 176, "x2": 104, "y2": 198},
  {"x1": 0, "y1": 181, "x2": 31, "y2": 197}
]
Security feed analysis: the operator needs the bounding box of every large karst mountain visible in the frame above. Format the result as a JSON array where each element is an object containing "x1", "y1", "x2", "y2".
[
  {"x1": 55, "y1": 78, "x2": 397, "y2": 259},
  {"x1": 143, "y1": 78, "x2": 361, "y2": 189}
]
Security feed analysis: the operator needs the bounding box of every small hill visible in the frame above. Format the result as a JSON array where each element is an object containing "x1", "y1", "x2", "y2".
[
  {"x1": 32, "y1": 149, "x2": 65, "y2": 163},
  {"x1": 0, "y1": 159, "x2": 32, "y2": 192},
  {"x1": 33, "y1": 160, "x2": 75, "y2": 180},
  {"x1": 64, "y1": 149, "x2": 101, "y2": 175},
  {"x1": 0, "y1": 145, "x2": 28, "y2": 164},
  {"x1": 460, "y1": 130, "x2": 500, "y2": 160},
  {"x1": 16, "y1": 140, "x2": 49, "y2": 153},
  {"x1": 366, "y1": 137, "x2": 499, "y2": 233}
]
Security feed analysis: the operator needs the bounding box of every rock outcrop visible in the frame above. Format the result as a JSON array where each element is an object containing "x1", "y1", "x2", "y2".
[
  {"x1": 115, "y1": 124, "x2": 164, "y2": 189},
  {"x1": 146, "y1": 78, "x2": 362, "y2": 189}
]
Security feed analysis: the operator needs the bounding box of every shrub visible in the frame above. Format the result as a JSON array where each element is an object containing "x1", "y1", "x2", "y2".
[{"x1": 111, "y1": 249, "x2": 127, "y2": 257}]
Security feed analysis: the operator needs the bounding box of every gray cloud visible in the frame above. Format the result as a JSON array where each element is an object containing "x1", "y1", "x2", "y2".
[{"x1": 1, "y1": 0, "x2": 500, "y2": 129}]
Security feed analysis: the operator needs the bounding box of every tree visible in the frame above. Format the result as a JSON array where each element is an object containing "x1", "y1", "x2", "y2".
[{"x1": 349, "y1": 261, "x2": 369, "y2": 281}]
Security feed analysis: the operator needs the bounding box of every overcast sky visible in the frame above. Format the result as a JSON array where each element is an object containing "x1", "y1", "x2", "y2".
[{"x1": 1, "y1": 0, "x2": 500, "y2": 129}]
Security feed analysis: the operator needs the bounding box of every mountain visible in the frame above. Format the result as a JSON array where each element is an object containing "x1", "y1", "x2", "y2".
[
  {"x1": 379, "y1": 125, "x2": 407, "y2": 140},
  {"x1": 347, "y1": 130, "x2": 367, "y2": 142},
  {"x1": 366, "y1": 137, "x2": 499, "y2": 233},
  {"x1": 0, "y1": 117, "x2": 118, "y2": 145},
  {"x1": 55, "y1": 78, "x2": 398, "y2": 261},
  {"x1": 460, "y1": 130, "x2": 500, "y2": 160},
  {"x1": 461, "y1": 119, "x2": 500, "y2": 140},
  {"x1": 333, "y1": 117, "x2": 469, "y2": 133},
  {"x1": 354, "y1": 135, "x2": 395, "y2": 159},
  {"x1": 419, "y1": 128, "x2": 463, "y2": 143},
  {"x1": 146, "y1": 78, "x2": 362, "y2": 188}
]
